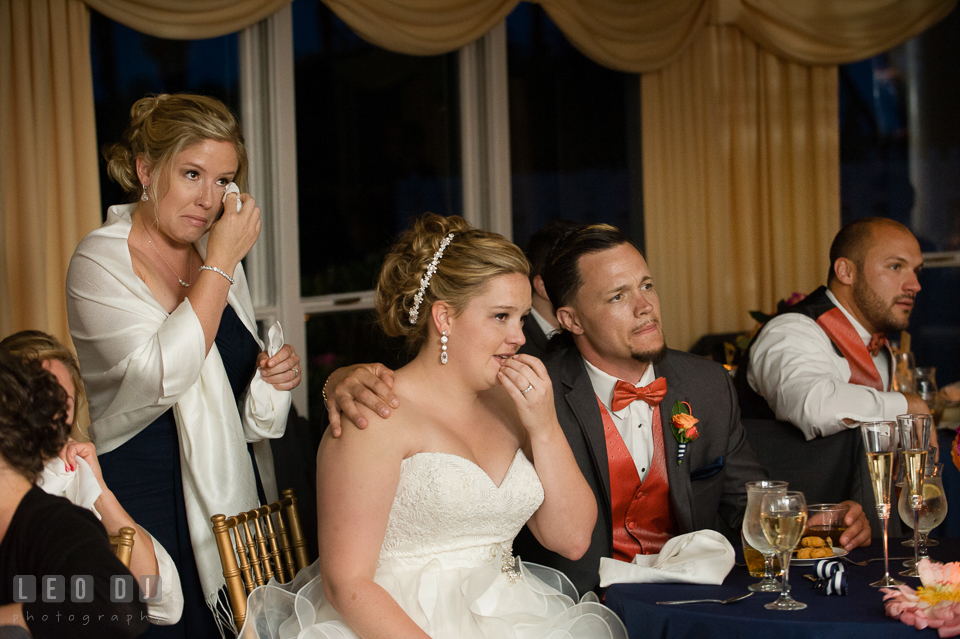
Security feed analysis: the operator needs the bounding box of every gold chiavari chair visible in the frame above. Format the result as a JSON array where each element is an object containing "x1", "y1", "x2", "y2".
[
  {"x1": 211, "y1": 489, "x2": 310, "y2": 631},
  {"x1": 109, "y1": 526, "x2": 136, "y2": 568}
]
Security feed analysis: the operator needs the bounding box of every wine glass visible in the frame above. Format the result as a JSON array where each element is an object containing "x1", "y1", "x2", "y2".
[
  {"x1": 742, "y1": 480, "x2": 788, "y2": 592},
  {"x1": 899, "y1": 461, "x2": 948, "y2": 567},
  {"x1": 897, "y1": 413, "x2": 933, "y2": 578},
  {"x1": 892, "y1": 352, "x2": 917, "y2": 393},
  {"x1": 760, "y1": 491, "x2": 807, "y2": 610},
  {"x1": 901, "y1": 447, "x2": 940, "y2": 548},
  {"x1": 916, "y1": 367, "x2": 944, "y2": 427},
  {"x1": 860, "y1": 420, "x2": 903, "y2": 587}
]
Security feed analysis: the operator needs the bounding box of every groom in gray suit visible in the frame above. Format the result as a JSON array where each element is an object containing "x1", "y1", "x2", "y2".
[{"x1": 512, "y1": 223, "x2": 871, "y2": 596}]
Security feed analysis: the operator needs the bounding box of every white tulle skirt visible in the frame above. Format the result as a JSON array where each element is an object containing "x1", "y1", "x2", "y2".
[{"x1": 240, "y1": 549, "x2": 627, "y2": 639}]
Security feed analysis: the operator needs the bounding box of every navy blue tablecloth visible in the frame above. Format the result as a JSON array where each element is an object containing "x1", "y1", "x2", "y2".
[{"x1": 604, "y1": 539, "x2": 960, "y2": 639}]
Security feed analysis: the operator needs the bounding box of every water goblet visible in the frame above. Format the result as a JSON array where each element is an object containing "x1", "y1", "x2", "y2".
[
  {"x1": 860, "y1": 420, "x2": 903, "y2": 587},
  {"x1": 742, "y1": 480, "x2": 788, "y2": 592},
  {"x1": 760, "y1": 491, "x2": 807, "y2": 610},
  {"x1": 897, "y1": 414, "x2": 933, "y2": 578},
  {"x1": 900, "y1": 462, "x2": 948, "y2": 567}
]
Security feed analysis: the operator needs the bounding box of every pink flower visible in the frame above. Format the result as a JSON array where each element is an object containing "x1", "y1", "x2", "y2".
[
  {"x1": 684, "y1": 426, "x2": 699, "y2": 441},
  {"x1": 783, "y1": 292, "x2": 807, "y2": 306},
  {"x1": 882, "y1": 560, "x2": 960, "y2": 637}
]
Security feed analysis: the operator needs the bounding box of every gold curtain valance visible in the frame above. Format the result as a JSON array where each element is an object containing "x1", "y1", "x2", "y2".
[
  {"x1": 321, "y1": 0, "x2": 955, "y2": 71},
  {"x1": 83, "y1": 0, "x2": 292, "y2": 39}
]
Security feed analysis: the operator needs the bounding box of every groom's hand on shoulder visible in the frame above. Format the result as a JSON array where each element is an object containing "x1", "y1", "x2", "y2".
[{"x1": 326, "y1": 363, "x2": 400, "y2": 436}]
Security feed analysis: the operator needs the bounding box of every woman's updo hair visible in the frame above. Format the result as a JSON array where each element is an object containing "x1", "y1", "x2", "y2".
[
  {"x1": 0, "y1": 348, "x2": 71, "y2": 483},
  {"x1": 376, "y1": 213, "x2": 529, "y2": 352},
  {"x1": 103, "y1": 93, "x2": 247, "y2": 203}
]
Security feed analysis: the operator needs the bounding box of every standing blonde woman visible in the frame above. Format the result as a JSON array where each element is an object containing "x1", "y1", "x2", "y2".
[
  {"x1": 66, "y1": 94, "x2": 300, "y2": 638},
  {"x1": 244, "y1": 214, "x2": 626, "y2": 638}
]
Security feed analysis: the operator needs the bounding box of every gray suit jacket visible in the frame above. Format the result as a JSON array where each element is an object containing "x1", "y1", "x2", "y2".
[{"x1": 514, "y1": 346, "x2": 767, "y2": 595}]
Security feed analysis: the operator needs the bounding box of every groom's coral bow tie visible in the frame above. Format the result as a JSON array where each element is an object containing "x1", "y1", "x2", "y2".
[
  {"x1": 611, "y1": 376, "x2": 668, "y2": 411},
  {"x1": 867, "y1": 333, "x2": 888, "y2": 357}
]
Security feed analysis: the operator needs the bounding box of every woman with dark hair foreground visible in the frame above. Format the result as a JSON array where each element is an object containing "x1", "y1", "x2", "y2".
[
  {"x1": 0, "y1": 348, "x2": 148, "y2": 638},
  {"x1": 1, "y1": 330, "x2": 183, "y2": 627}
]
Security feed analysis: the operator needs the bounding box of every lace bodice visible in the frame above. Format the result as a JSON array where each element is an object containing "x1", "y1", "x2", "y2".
[{"x1": 379, "y1": 449, "x2": 545, "y2": 568}]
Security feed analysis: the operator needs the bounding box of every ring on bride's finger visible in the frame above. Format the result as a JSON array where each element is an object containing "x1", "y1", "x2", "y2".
[
  {"x1": 521, "y1": 384, "x2": 534, "y2": 394},
  {"x1": 293, "y1": 368, "x2": 300, "y2": 377}
]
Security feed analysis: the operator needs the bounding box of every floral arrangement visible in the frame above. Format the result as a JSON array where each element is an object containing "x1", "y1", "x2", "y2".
[
  {"x1": 882, "y1": 559, "x2": 960, "y2": 637},
  {"x1": 670, "y1": 400, "x2": 699, "y2": 465},
  {"x1": 952, "y1": 430, "x2": 960, "y2": 476}
]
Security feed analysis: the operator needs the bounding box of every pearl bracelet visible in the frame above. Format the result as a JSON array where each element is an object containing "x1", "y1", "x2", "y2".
[{"x1": 199, "y1": 265, "x2": 235, "y2": 285}]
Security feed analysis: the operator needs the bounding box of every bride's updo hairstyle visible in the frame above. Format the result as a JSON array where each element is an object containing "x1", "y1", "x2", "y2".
[
  {"x1": 377, "y1": 213, "x2": 529, "y2": 352},
  {"x1": 103, "y1": 93, "x2": 247, "y2": 203}
]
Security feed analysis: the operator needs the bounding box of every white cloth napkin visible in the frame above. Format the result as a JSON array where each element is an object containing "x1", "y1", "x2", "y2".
[
  {"x1": 36, "y1": 456, "x2": 103, "y2": 519},
  {"x1": 598, "y1": 530, "x2": 735, "y2": 587}
]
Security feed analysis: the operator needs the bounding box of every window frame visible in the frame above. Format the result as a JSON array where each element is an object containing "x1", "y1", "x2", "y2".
[{"x1": 240, "y1": 7, "x2": 513, "y2": 417}]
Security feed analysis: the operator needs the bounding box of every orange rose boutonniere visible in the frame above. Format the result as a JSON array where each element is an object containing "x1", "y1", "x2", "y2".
[{"x1": 670, "y1": 400, "x2": 699, "y2": 465}]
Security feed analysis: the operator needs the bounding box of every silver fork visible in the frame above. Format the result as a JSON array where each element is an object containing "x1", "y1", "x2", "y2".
[
  {"x1": 657, "y1": 592, "x2": 754, "y2": 605},
  {"x1": 841, "y1": 555, "x2": 912, "y2": 566}
]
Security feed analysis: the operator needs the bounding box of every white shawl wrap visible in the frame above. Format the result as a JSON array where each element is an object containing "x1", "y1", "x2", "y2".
[{"x1": 66, "y1": 204, "x2": 291, "y2": 623}]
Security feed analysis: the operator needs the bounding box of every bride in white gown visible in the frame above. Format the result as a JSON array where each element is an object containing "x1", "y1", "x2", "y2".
[{"x1": 242, "y1": 214, "x2": 627, "y2": 639}]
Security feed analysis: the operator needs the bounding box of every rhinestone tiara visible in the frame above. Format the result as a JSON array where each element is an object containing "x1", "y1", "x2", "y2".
[{"x1": 409, "y1": 233, "x2": 454, "y2": 324}]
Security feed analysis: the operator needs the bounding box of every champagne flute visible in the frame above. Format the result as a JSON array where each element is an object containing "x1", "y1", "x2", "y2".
[
  {"x1": 897, "y1": 413, "x2": 933, "y2": 578},
  {"x1": 742, "y1": 480, "x2": 788, "y2": 592},
  {"x1": 760, "y1": 491, "x2": 807, "y2": 611},
  {"x1": 860, "y1": 420, "x2": 903, "y2": 587}
]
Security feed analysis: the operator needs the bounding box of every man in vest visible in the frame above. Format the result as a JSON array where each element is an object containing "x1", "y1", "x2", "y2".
[{"x1": 739, "y1": 217, "x2": 928, "y2": 438}]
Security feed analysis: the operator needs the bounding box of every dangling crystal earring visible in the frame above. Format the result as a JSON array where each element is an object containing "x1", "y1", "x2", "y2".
[
  {"x1": 440, "y1": 330, "x2": 449, "y2": 365},
  {"x1": 141, "y1": 185, "x2": 149, "y2": 202}
]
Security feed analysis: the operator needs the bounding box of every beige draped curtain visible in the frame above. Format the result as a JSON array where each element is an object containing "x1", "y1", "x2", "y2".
[
  {"x1": 642, "y1": 26, "x2": 839, "y2": 348},
  {"x1": 0, "y1": 0, "x2": 955, "y2": 356}
]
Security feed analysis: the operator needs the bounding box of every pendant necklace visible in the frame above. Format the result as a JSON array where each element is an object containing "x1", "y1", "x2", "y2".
[{"x1": 141, "y1": 217, "x2": 192, "y2": 288}]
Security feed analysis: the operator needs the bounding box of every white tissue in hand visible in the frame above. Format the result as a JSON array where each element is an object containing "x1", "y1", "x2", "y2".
[
  {"x1": 222, "y1": 182, "x2": 242, "y2": 211},
  {"x1": 242, "y1": 321, "x2": 291, "y2": 442},
  {"x1": 37, "y1": 456, "x2": 103, "y2": 519}
]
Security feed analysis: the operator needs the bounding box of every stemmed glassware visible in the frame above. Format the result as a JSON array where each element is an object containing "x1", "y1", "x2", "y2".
[
  {"x1": 742, "y1": 481, "x2": 788, "y2": 592},
  {"x1": 897, "y1": 414, "x2": 934, "y2": 577},
  {"x1": 860, "y1": 420, "x2": 903, "y2": 587},
  {"x1": 759, "y1": 491, "x2": 807, "y2": 610},
  {"x1": 916, "y1": 368, "x2": 944, "y2": 427},
  {"x1": 899, "y1": 461, "x2": 948, "y2": 567}
]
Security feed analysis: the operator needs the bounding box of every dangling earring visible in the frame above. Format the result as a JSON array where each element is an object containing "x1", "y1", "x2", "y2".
[
  {"x1": 440, "y1": 330, "x2": 449, "y2": 365},
  {"x1": 141, "y1": 185, "x2": 149, "y2": 202}
]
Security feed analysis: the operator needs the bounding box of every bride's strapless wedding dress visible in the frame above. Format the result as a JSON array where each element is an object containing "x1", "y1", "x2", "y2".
[{"x1": 241, "y1": 449, "x2": 627, "y2": 638}]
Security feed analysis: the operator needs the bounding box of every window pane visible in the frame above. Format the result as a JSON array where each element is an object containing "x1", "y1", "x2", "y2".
[
  {"x1": 839, "y1": 5, "x2": 960, "y2": 384},
  {"x1": 305, "y1": 310, "x2": 409, "y2": 422},
  {"x1": 292, "y1": 0, "x2": 462, "y2": 298},
  {"x1": 90, "y1": 10, "x2": 240, "y2": 214},
  {"x1": 506, "y1": 4, "x2": 642, "y2": 250}
]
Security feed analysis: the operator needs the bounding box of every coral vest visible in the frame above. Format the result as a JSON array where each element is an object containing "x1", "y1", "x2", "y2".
[
  {"x1": 597, "y1": 398, "x2": 678, "y2": 561},
  {"x1": 737, "y1": 286, "x2": 888, "y2": 420}
]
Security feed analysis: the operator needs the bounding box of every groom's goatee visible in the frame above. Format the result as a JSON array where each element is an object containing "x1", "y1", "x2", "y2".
[{"x1": 632, "y1": 343, "x2": 668, "y2": 366}]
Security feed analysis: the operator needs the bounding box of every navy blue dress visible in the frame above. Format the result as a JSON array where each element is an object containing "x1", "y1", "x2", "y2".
[{"x1": 99, "y1": 304, "x2": 262, "y2": 639}]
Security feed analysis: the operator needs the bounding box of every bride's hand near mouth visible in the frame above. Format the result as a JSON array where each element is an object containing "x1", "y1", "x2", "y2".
[{"x1": 498, "y1": 354, "x2": 557, "y2": 437}]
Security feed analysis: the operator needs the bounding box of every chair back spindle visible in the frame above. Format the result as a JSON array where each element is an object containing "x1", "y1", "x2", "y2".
[{"x1": 211, "y1": 488, "x2": 311, "y2": 631}]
